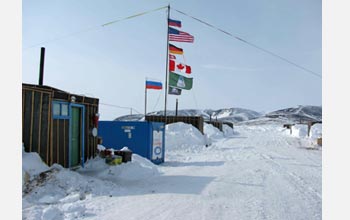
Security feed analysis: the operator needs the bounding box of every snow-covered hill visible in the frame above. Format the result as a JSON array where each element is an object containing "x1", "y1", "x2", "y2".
[
  {"x1": 209, "y1": 108, "x2": 262, "y2": 122},
  {"x1": 114, "y1": 106, "x2": 322, "y2": 124},
  {"x1": 265, "y1": 105, "x2": 322, "y2": 122},
  {"x1": 115, "y1": 107, "x2": 261, "y2": 122}
]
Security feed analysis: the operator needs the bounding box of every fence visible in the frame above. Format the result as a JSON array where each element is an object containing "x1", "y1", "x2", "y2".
[{"x1": 145, "y1": 115, "x2": 204, "y2": 134}]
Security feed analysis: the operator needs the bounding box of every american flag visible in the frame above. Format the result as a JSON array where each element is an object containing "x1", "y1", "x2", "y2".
[{"x1": 168, "y1": 27, "x2": 194, "y2": 43}]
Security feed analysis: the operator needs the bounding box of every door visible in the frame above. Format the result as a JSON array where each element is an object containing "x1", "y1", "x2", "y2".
[{"x1": 71, "y1": 106, "x2": 81, "y2": 167}]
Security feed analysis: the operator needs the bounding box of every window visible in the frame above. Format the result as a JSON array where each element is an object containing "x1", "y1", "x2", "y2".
[
  {"x1": 61, "y1": 104, "x2": 68, "y2": 116},
  {"x1": 53, "y1": 102, "x2": 69, "y2": 118},
  {"x1": 53, "y1": 103, "x2": 60, "y2": 116}
]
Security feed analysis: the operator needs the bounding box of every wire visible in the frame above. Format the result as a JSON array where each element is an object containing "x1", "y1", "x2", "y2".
[
  {"x1": 23, "y1": 6, "x2": 167, "y2": 50},
  {"x1": 191, "y1": 89, "x2": 199, "y2": 109},
  {"x1": 172, "y1": 8, "x2": 321, "y2": 79},
  {"x1": 99, "y1": 102, "x2": 142, "y2": 114},
  {"x1": 152, "y1": 91, "x2": 163, "y2": 111}
]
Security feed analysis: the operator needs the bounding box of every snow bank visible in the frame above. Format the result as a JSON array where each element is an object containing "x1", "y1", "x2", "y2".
[
  {"x1": 222, "y1": 124, "x2": 235, "y2": 137},
  {"x1": 81, "y1": 154, "x2": 161, "y2": 182},
  {"x1": 166, "y1": 122, "x2": 208, "y2": 151},
  {"x1": 291, "y1": 124, "x2": 308, "y2": 138},
  {"x1": 204, "y1": 123, "x2": 224, "y2": 140},
  {"x1": 22, "y1": 147, "x2": 50, "y2": 182},
  {"x1": 310, "y1": 123, "x2": 322, "y2": 140}
]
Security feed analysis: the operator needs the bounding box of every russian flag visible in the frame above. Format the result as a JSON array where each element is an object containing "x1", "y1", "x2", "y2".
[
  {"x1": 146, "y1": 80, "x2": 162, "y2": 90},
  {"x1": 168, "y1": 18, "x2": 181, "y2": 28}
]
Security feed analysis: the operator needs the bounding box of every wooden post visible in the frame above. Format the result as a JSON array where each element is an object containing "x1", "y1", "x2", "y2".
[
  {"x1": 39, "y1": 47, "x2": 45, "y2": 86},
  {"x1": 175, "y1": 98, "x2": 178, "y2": 116}
]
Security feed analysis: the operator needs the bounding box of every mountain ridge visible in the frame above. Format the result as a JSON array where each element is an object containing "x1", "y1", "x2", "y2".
[{"x1": 113, "y1": 105, "x2": 322, "y2": 124}]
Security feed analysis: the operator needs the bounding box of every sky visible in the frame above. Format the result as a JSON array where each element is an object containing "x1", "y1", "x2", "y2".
[{"x1": 22, "y1": 0, "x2": 322, "y2": 120}]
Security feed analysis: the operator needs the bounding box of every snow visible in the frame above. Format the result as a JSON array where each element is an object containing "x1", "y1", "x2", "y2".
[
  {"x1": 22, "y1": 148, "x2": 50, "y2": 178},
  {"x1": 22, "y1": 120, "x2": 321, "y2": 220},
  {"x1": 291, "y1": 124, "x2": 309, "y2": 138},
  {"x1": 204, "y1": 123, "x2": 224, "y2": 140},
  {"x1": 310, "y1": 123, "x2": 322, "y2": 140},
  {"x1": 165, "y1": 122, "x2": 208, "y2": 150}
]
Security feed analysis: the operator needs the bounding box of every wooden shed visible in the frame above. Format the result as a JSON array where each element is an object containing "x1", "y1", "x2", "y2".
[{"x1": 22, "y1": 83, "x2": 99, "y2": 168}]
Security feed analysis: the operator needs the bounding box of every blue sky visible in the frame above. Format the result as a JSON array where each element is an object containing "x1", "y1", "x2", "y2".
[{"x1": 22, "y1": 0, "x2": 321, "y2": 120}]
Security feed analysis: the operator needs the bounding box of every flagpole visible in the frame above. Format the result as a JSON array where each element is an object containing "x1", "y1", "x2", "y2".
[
  {"x1": 164, "y1": 4, "x2": 170, "y2": 121},
  {"x1": 144, "y1": 79, "x2": 147, "y2": 117}
]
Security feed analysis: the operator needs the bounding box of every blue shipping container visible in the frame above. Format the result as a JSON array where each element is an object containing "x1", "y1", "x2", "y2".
[{"x1": 98, "y1": 121, "x2": 165, "y2": 164}]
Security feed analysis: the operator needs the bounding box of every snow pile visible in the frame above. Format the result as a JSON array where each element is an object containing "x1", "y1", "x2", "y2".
[
  {"x1": 310, "y1": 123, "x2": 322, "y2": 140},
  {"x1": 291, "y1": 124, "x2": 309, "y2": 138},
  {"x1": 222, "y1": 124, "x2": 235, "y2": 137},
  {"x1": 166, "y1": 122, "x2": 208, "y2": 151},
  {"x1": 204, "y1": 123, "x2": 224, "y2": 140},
  {"x1": 22, "y1": 147, "x2": 49, "y2": 182},
  {"x1": 80, "y1": 154, "x2": 161, "y2": 182}
]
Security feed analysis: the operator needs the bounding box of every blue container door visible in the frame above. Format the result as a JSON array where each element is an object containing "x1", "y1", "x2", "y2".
[{"x1": 150, "y1": 122, "x2": 165, "y2": 164}]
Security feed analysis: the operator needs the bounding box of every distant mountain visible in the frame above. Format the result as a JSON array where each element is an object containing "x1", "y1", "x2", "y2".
[
  {"x1": 147, "y1": 109, "x2": 211, "y2": 120},
  {"x1": 264, "y1": 105, "x2": 322, "y2": 123},
  {"x1": 113, "y1": 114, "x2": 144, "y2": 121},
  {"x1": 114, "y1": 108, "x2": 261, "y2": 123},
  {"x1": 209, "y1": 108, "x2": 262, "y2": 122},
  {"x1": 114, "y1": 105, "x2": 322, "y2": 124}
]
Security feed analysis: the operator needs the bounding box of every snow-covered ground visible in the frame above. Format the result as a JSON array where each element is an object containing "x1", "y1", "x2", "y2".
[{"x1": 22, "y1": 121, "x2": 321, "y2": 220}]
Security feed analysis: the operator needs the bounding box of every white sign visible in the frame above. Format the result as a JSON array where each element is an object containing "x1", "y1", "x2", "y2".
[{"x1": 152, "y1": 130, "x2": 163, "y2": 160}]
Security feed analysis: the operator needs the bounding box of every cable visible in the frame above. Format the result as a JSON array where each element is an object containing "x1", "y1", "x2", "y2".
[
  {"x1": 152, "y1": 90, "x2": 163, "y2": 111},
  {"x1": 191, "y1": 89, "x2": 199, "y2": 109},
  {"x1": 99, "y1": 102, "x2": 142, "y2": 114},
  {"x1": 172, "y1": 8, "x2": 321, "y2": 79},
  {"x1": 23, "y1": 6, "x2": 167, "y2": 50}
]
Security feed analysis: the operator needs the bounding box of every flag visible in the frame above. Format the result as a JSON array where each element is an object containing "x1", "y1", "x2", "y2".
[
  {"x1": 169, "y1": 43, "x2": 183, "y2": 55},
  {"x1": 168, "y1": 18, "x2": 181, "y2": 28},
  {"x1": 169, "y1": 60, "x2": 192, "y2": 74},
  {"x1": 169, "y1": 72, "x2": 193, "y2": 90},
  {"x1": 169, "y1": 27, "x2": 194, "y2": 43},
  {"x1": 169, "y1": 54, "x2": 176, "y2": 60},
  {"x1": 168, "y1": 86, "x2": 182, "y2": 95},
  {"x1": 146, "y1": 80, "x2": 162, "y2": 90}
]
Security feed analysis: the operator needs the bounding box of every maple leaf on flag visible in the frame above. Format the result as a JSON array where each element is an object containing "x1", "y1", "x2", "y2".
[
  {"x1": 169, "y1": 60, "x2": 192, "y2": 74},
  {"x1": 177, "y1": 63, "x2": 185, "y2": 70}
]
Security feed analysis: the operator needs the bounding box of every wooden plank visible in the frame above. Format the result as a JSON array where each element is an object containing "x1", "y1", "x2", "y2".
[
  {"x1": 56, "y1": 119, "x2": 59, "y2": 164},
  {"x1": 40, "y1": 93, "x2": 49, "y2": 164},
  {"x1": 48, "y1": 94, "x2": 52, "y2": 165},
  {"x1": 63, "y1": 119, "x2": 66, "y2": 167},
  {"x1": 31, "y1": 92, "x2": 41, "y2": 154},
  {"x1": 38, "y1": 92, "x2": 43, "y2": 154},
  {"x1": 29, "y1": 91, "x2": 34, "y2": 152},
  {"x1": 85, "y1": 106, "x2": 89, "y2": 161},
  {"x1": 23, "y1": 90, "x2": 33, "y2": 152},
  {"x1": 22, "y1": 89, "x2": 25, "y2": 141},
  {"x1": 58, "y1": 120, "x2": 66, "y2": 166}
]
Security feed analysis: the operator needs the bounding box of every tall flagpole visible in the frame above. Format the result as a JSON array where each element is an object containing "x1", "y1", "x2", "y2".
[
  {"x1": 144, "y1": 79, "x2": 147, "y2": 117},
  {"x1": 164, "y1": 4, "x2": 170, "y2": 121}
]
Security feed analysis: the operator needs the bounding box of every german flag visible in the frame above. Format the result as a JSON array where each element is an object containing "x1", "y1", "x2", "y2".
[{"x1": 169, "y1": 43, "x2": 183, "y2": 55}]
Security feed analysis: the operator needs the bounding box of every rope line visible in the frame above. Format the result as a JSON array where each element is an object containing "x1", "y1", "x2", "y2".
[
  {"x1": 173, "y1": 8, "x2": 321, "y2": 79},
  {"x1": 99, "y1": 102, "x2": 142, "y2": 114},
  {"x1": 102, "y1": 6, "x2": 167, "y2": 27},
  {"x1": 23, "y1": 6, "x2": 167, "y2": 50}
]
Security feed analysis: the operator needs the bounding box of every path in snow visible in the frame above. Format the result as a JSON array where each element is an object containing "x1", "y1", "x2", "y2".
[
  {"x1": 23, "y1": 123, "x2": 321, "y2": 220},
  {"x1": 83, "y1": 124, "x2": 321, "y2": 220}
]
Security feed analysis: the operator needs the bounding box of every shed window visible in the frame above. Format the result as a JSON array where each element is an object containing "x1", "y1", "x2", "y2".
[
  {"x1": 53, "y1": 103, "x2": 61, "y2": 116},
  {"x1": 61, "y1": 104, "x2": 68, "y2": 116},
  {"x1": 53, "y1": 102, "x2": 69, "y2": 118}
]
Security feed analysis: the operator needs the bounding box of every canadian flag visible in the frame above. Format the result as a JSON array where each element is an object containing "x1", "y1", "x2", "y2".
[{"x1": 169, "y1": 60, "x2": 191, "y2": 74}]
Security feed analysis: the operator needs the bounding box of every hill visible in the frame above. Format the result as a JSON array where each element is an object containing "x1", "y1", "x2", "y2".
[{"x1": 114, "y1": 105, "x2": 322, "y2": 124}]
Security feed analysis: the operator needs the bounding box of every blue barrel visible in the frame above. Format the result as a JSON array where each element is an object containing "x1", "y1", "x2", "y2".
[{"x1": 98, "y1": 121, "x2": 165, "y2": 164}]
